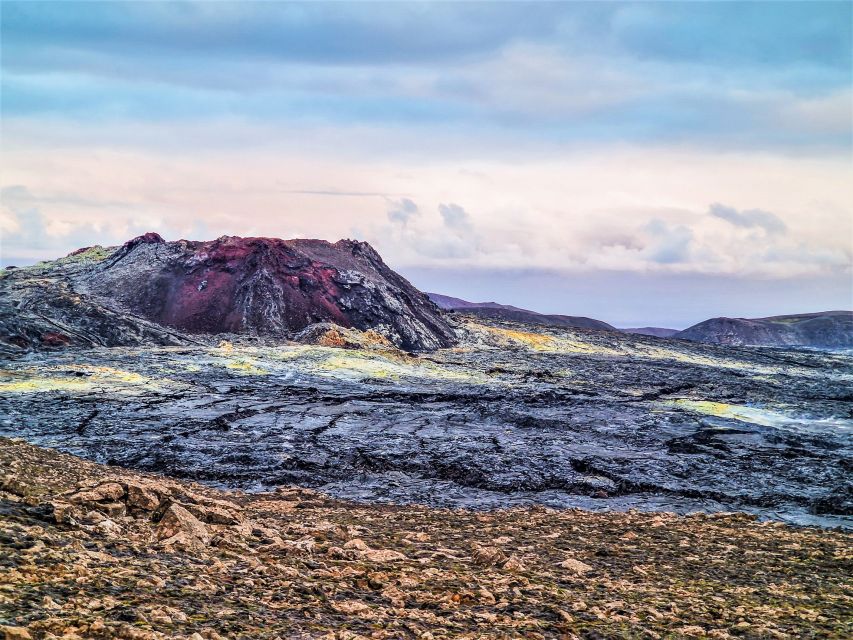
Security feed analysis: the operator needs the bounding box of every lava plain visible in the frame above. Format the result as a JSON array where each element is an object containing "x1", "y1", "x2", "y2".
[{"x1": 1, "y1": 317, "x2": 851, "y2": 528}]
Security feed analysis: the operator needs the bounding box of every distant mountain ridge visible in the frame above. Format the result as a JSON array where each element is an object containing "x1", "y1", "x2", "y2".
[
  {"x1": 674, "y1": 311, "x2": 853, "y2": 348},
  {"x1": 424, "y1": 293, "x2": 529, "y2": 313},
  {"x1": 427, "y1": 293, "x2": 616, "y2": 331},
  {"x1": 622, "y1": 327, "x2": 680, "y2": 338},
  {"x1": 428, "y1": 293, "x2": 852, "y2": 348}
]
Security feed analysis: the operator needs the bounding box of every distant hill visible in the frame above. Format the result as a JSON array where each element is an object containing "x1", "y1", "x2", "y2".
[
  {"x1": 675, "y1": 311, "x2": 853, "y2": 348},
  {"x1": 621, "y1": 327, "x2": 680, "y2": 338},
  {"x1": 424, "y1": 293, "x2": 527, "y2": 312},
  {"x1": 427, "y1": 293, "x2": 616, "y2": 331}
]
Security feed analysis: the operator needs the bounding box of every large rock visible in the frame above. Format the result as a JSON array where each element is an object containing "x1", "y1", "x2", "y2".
[
  {"x1": 126, "y1": 482, "x2": 162, "y2": 511},
  {"x1": 1, "y1": 234, "x2": 456, "y2": 353},
  {"x1": 156, "y1": 503, "x2": 210, "y2": 547},
  {"x1": 1, "y1": 626, "x2": 32, "y2": 640},
  {"x1": 69, "y1": 482, "x2": 125, "y2": 504}
]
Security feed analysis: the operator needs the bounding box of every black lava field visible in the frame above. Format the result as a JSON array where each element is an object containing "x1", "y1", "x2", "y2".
[{"x1": 2, "y1": 317, "x2": 851, "y2": 528}]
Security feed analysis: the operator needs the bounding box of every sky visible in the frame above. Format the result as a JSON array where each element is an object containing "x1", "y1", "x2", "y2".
[{"x1": 1, "y1": 1, "x2": 851, "y2": 328}]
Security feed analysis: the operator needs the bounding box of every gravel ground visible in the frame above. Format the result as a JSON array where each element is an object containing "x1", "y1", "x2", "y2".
[{"x1": 1, "y1": 438, "x2": 851, "y2": 639}]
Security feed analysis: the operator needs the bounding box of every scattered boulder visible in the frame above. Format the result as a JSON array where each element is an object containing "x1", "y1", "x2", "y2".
[
  {"x1": 472, "y1": 545, "x2": 506, "y2": 566},
  {"x1": 0, "y1": 474, "x2": 33, "y2": 497},
  {"x1": 126, "y1": 482, "x2": 162, "y2": 511},
  {"x1": 69, "y1": 482, "x2": 125, "y2": 504},
  {"x1": 1, "y1": 626, "x2": 32, "y2": 640},
  {"x1": 282, "y1": 537, "x2": 316, "y2": 555},
  {"x1": 294, "y1": 323, "x2": 396, "y2": 351},
  {"x1": 478, "y1": 588, "x2": 496, "y2": 605},
  {"x1": 182, "y1": 501, "x2": 241, "y2": 526},
  {"x1": 47, "y1": 500, "x2": 77, "y2": 524},
  {"x1": 363, "y1": 549, "x2": 407, "y2": 563},
  {"x1": 94, "y1": 501, "x2": 126, "y2": 518},
  {"x1": 559, "y1": 557, "x2": 593, "y2": 575},
  {"x1": 156, "y1": 503, "x2": 210, "y2": 548},
  {"x1": 344, "y1": 538, "x2": 370, "y2": 551},
  {"x1": 331, "y1": 600, "x2": 371, "y2": 615},
  {"x1": 503, "y1": 554, "x2": 526, "y2": 571},
  {"x1": 97, "y1": 518, "x2": 122, "y2": 533}
]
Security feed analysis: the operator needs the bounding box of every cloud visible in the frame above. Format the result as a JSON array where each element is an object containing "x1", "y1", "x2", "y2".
[
  {"x1": 608, "y1": 2, "x2": 852, "y2": 71},
  {"x1": 1, "y1": 185, "x2": 118, "y2": 260},
  {"x1": 387, "y1": 198, "x2": 418, "y2": 225},
  {"x1": 1, "y1": 121, "x2": 849, "y2": 280},
  {"x1": 709, "y1": 203, "x2": 787, "y2": 235},
  {"x1": 4, "y1": 2, "x2": 848, "y2": 75},
  {"x1": 438, "y1": 203, "x2": 470, "y2": 230},
  {"x1": 642, "y1": 219, "x2": 693, "y2": 264},
  {"x1": 1, "y1": 2, "x2": 559, "y2": 67},
  {"x1": 0, "y1": 184, "x2": 211, "y2": 264},
  {"x1": 1, "y1": 3, "x2": 850, "y2": 152},
  {"x1": 379, "y1": 200, "x2": 478, "y2": 261}
]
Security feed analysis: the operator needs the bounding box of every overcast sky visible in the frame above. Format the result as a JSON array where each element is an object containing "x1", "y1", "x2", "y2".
[{"x1": 1, "y1": 1, "x2": 851, "y2": 327}]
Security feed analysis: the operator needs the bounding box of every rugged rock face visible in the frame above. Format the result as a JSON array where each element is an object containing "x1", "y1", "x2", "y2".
[
  {"x1": 428, "y1": 293, "x2": 615, "y2": 331},
  {"x1": 0, "y1": 233, "x2": 456, "y2": 354},
  {"x1": 676, "y1": 311, "x2": 853, "y2": 348}
]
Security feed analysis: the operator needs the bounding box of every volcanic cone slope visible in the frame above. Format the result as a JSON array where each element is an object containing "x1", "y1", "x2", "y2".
[{"x1": 0, "y1": 233, "x2": 457, "y2": 353}]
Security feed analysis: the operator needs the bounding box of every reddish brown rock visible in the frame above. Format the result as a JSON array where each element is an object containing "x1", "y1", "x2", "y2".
[
  {"x1": 69, "y1": 482, "x2": 125, "y2": 504},
  {"x1": 1, "y1": 626, "x2": 33, "y2": 640},
  {"x1": 472, "y1": 545, "x2": 506, "y2": 566},
  {"x1": 156, "y1": 503, "x2": 210, "y2": 547},
  {"x1": 87, "y1": 234, "x2": 456, "y2": 351},
  {"x1": 125, "y1": 483, "x2": 161, "y2": 511}
]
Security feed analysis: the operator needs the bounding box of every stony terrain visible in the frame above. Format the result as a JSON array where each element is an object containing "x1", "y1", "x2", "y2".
[
  {"x1": 2, "y1": 438, "x2": 852, "y2": 640},
  {"x1": 0, "y1": 234, "x2": 455, "y2": 355}
]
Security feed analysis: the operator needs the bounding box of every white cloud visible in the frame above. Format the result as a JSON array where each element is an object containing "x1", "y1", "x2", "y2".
[
  {"x1": 438, "y1": 203, "x2": 470, "y2": 230},
  {"x1": 709, "y1": 203, "x2": 787, "y2": 235},
  {"x1": 642, "y1": 220, "x2": 694, "y2": 264},
  {"x1": 1, "y1": 121, "x2": 850, "y2": 278},
  {"x1": 386, "y1": 198, "x2": 418, "y2": 225}
]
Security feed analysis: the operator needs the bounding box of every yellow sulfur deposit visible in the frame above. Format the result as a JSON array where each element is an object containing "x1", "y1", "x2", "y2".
[
  {"x1": 0, "y1": 365, "x2": 168, "y2": 394},
  {"x1": 222, "y1": 357, "x2": 268, "y2": 375},
  {"x1": 665, "y1": 399, "x2": 793, "y2": 427}
]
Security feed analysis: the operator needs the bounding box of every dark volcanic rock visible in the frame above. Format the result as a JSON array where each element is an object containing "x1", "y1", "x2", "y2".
[
  {"x1": 676, "y1": 311, "x2": 853, "y2": 348},
  {"x1": 0, "y1": 234, "x2": 456, "y2": 354},
  {"x1": 0, "y1": 250, "x2": 198, "y2": 356},
  {"x1": 4, "y1": 314, "x2": 850, "y2": 528}
]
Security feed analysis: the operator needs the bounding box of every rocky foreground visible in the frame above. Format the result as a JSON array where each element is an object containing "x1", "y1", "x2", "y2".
[{"x1": 1, "y1": 438, "x2": 851, "y2": 639}]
